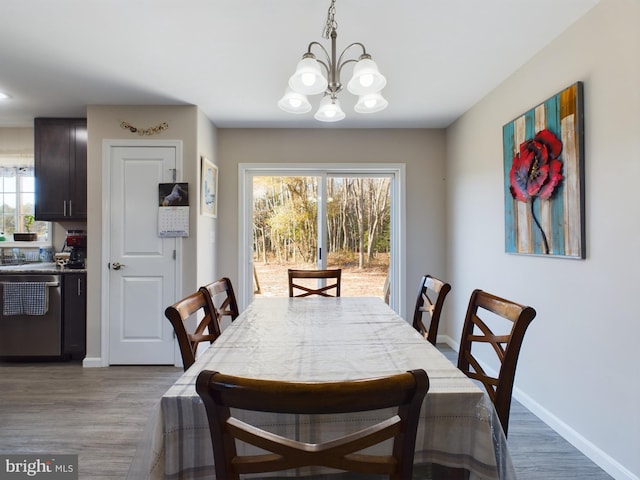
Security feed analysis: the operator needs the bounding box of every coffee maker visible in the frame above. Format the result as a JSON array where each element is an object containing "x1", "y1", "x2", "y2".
[{"x1": 64, "y1": 230, "x2": 86, "y2": 269}]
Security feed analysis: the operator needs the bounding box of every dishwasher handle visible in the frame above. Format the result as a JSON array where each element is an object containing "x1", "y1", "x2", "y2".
[{"x1": 0, "y1": 281, "x2": 59, "y2": 287}]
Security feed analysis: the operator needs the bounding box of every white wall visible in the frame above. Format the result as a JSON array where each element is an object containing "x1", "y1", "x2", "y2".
[
  {"x1": 216, "y1": 128, "x2": 446, "y2": 315},
  {"x1": 0, "y1": 128, "x2": 32, "y2": 154},
  {"x1": 445, "y1": 0, "x2": 640, "y2": 478},
  {"x1": 196, "y1": 108, "x2": 219, "y2": 288}
]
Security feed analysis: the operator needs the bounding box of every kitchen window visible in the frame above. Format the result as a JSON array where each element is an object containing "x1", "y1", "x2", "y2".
[{"x1": 0, "y1": 156, "x2": 49, "y2": 241}]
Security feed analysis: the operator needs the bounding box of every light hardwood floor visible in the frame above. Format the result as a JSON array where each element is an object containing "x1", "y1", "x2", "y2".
[{"x1": 0, "y1": 350, "x2": 612, "y2": 479}]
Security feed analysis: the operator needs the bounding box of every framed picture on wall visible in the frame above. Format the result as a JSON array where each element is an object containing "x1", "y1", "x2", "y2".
[
  {"x1": 502, "y1": 82, "x2": 585, "y2": 259},
  {"x1": 201, "y1": 156, "x2": 218, "y2": 218}
]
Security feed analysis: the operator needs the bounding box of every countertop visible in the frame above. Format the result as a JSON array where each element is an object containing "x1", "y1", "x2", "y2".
[{"x1": 0, "y1": 262, "x2": 87, "y2": 274}]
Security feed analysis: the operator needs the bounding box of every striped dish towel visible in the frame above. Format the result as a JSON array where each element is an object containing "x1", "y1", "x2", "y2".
[{"x1": 2, "y1": 282, "x2": 49, "y2": 316}]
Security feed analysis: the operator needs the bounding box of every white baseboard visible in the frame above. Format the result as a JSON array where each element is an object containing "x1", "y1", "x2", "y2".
[
  {"x1": 438, "y1": 335, "x2": 638, "y2": 480},
  {"x1": 82, "y1": 357, "x2": 105, "y2": 368},
  {"x1": 438, "y1": 334, "x2": 458, "y2": 350},
  {"x1": 513, "y1": 387, "x2": 638, "y2": 480}
]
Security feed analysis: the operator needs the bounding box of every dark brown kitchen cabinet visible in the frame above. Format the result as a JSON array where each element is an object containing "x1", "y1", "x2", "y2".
[
  {"x1": 63, "y1": 273, "x2": 86, "y2": 360},
  {"x1": 34, "y1": 117, "x2": 87, "y2": 220}
]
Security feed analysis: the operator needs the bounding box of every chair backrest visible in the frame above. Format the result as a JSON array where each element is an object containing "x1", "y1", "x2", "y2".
[
  {"x1": 196, "y1": 369, "x2": 429, "y2": 480},
  {"x1": 457, "y1": 289, "x2": 536, "y2": 437},
  {"x1": 200, "y1": 277, "x2": 240, "y2": 328},
  {"x1": 412, "y1": 275, "x2": 451, "y2": 345},
  {"x1": 288, "y1": 268, "x2": 342, "y2": 297},
  {"x1": 164, "y1": 290, "x2": 221, "y2": 371}
]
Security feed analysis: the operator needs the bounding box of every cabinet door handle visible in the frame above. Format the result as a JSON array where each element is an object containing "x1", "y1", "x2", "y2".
[
  {"x1": 63, "y1": 200, "x2": 67, "y2": 216},
  {"x1": 69, "y1": 200, "x2": 73, "y2": 217},
  {"x1": 77, "y1": 278, "x2": 83, "y2": 296}
]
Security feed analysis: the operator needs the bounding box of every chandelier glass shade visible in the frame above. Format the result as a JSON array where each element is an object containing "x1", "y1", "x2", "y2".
[
  {"x1": 354, "y1": 92, "x2": 388, "y2": 114},
  {"x1": 347, "y1": 58, "x2": 387, "y2": 95},
  {"x1": 278, "y1": 0, "x2": 387, "y2": 122},
  {"x1": 314, "y1": 95, "x2": 346, "y2": 122},
  {"x1": 288, "y1": 56, "x2": 328, "y2": 95},
  {"x1": 278, "y1": 88, "x2": 312, "y2": 114}
]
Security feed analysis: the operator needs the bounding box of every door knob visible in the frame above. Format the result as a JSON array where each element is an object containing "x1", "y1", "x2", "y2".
[{"x1": 111, "y1": 262, "x2": 125, "y2": 270}]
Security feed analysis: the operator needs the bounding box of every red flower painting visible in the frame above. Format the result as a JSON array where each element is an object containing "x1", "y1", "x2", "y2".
[{"x1": 509, "y1": 129, "x2": 563, "y2": 254}]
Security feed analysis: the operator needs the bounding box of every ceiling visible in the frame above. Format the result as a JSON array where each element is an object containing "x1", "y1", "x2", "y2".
[{"x1": 0, "y1": 0, "x2": 599, "y2": 129}]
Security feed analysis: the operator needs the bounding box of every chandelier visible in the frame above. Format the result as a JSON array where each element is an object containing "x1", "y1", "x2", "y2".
[{"x1": 278, "y1": 0, "x2": 388, "y2": 122}]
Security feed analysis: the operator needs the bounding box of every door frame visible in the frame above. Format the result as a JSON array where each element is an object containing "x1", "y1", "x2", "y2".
[
  {"x1": 100, "y1": 139, "x2": 183, "y2": 367},
  {"x1": 238, "y1": 163, "x2": 406, "y2": 318}
]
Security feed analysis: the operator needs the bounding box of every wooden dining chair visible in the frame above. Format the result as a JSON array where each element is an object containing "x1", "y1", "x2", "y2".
[
  {"x1": 457, "y1": 289, "x2": 536, "y2": 437},
  {"x1": 196, "y1": 369, "x2": 429, "y2": 480},
  {"x1": 412, "y1": 274, "x2": 451, "y2": 345},
  {"x1": 199, "y1": 277, "x2": 240, "y2": 329},
  {"x1": 164, "y1": 290, "x2": 221, "y2": 371},
  {"x1": 288, "y1": 268, "x2": 342, "y2": 297}
]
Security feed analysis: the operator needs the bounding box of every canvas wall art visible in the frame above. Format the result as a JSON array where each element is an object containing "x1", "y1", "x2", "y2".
[{"x1": 503, "y1": 82, "x2": 585, "y2": 259}]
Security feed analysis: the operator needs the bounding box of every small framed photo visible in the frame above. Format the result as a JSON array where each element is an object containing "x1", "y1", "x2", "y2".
[{"x1": 201, "y1": 156, "x2": 218, "y2": 218}]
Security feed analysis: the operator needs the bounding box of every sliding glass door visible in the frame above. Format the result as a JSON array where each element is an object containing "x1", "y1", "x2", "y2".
[
  {"x1": 324, "y1": 175, "x2": 391, "y2": 298},
  {"x1": 252, "y1": 175, "x2": 320, "y2": 296},
  {"x1": 240, "y1": 164, "x2": 405, "y2": 315}
]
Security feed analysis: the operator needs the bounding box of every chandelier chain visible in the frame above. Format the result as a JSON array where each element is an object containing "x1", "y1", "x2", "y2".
[{"x1": 322, "y1": 0, "x2": 337, "y2": 39}]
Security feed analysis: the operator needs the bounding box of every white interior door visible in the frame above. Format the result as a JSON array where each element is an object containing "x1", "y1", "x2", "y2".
[{"x1": 108, "y1": 145, "x2": 178, "y2": 365}]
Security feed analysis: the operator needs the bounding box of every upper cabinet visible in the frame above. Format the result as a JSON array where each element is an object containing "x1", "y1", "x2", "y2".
[{"x1": 34, "y1": 117, "x2": 87, "y2": 221}]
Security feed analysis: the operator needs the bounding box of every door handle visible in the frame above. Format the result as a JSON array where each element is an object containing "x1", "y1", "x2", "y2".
[{"x1": 111, "y1": 262, "x2": 125, "y2": 270}]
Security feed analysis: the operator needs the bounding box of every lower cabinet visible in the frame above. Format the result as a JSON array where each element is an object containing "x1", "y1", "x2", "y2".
[{"x1": 63, "y1": 273, "x2": 86, "y2": 360}]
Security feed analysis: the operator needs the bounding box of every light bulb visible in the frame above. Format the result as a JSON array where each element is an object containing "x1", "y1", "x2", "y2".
[
  {"x1": 325, "y1": 109, "x2": 336, "y2": 118},
  {"x1": 359, "y1": 74, "x2": 374, "y2": 88},
  {"x1": 364, "y1": 98, "x2": 376, "y2": 108},
  {"x1": 289, "y1": 98, "x2": 302, "y2": 108},
  {"x1": 301, "y1": 73, "x2": 316, "y2": 87}
]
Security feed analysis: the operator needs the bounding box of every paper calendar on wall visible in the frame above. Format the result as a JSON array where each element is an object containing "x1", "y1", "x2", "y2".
[{"x1": 158, "y1": 183, "x2": 189, "y2": 237}]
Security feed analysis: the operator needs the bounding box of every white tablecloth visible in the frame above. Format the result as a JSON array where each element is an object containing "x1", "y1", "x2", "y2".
[{"x1": 128, "y1": 297, "x2": 514, "y2": 480}]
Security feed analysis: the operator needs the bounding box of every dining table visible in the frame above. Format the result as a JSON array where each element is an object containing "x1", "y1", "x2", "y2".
[{"x1": 127, "y1": 296, "x2": 515, "y2": 480}]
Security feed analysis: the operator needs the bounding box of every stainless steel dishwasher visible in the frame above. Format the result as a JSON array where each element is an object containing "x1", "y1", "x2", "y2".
[{"x1": 0, "y1": 273, "x2": 62, "y2": 358}]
